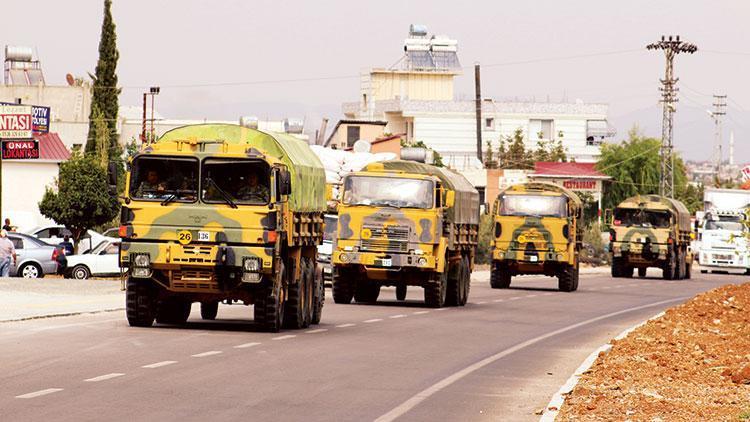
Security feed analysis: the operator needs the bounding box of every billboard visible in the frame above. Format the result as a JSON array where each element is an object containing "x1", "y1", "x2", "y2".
[
  {"x1": 0, "y1": 105, "x2": 33, "y2": 138},
  {"x1": 0, "y1": 102, "x2": 49, "y2": 133},
  {"x1": 2, "y1": 139, "x2": 40, "y2": 159}
]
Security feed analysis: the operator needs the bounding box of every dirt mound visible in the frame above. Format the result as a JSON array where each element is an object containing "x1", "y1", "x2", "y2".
[{"x1": 558, "y1": 283, "x2": 750, "y2": 421}]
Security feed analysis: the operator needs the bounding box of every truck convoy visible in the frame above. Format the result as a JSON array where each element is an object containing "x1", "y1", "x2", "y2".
[
  {"x1": 331, "y1": 160, "x2": 479, "y2": 308},
  {"x1": 609, "y1": 194, "x2": 693, "y2": 280},
  {"x1": 120, "y1": 124, "x2": 327, "y2": 332},
  {"x1": 489, "y1": 182, "x2": 582, "y2": 292},
  {"x1": 697, "y1": 209, "x2": 749, "y2": 274}
]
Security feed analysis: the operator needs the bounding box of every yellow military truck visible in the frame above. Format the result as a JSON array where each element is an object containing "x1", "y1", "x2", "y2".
[
  {"x1": 608, "y1": 194, "x2": 692, "y2": 280},
  {"x1": 120, "y1": 124, "x2": 326, "y2": 332},
  {"x1": 331, "y1": 160, "x2": 479, "y2": 307},
  {"x1": 490, "y1": 182, "x2": 582, "y2": 292}
]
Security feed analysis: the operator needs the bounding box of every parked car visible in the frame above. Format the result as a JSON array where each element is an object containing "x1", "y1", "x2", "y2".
[
  {"x1": 65, "y1": 240, "x2": 122, "y2": 279},
  {"x1": 23, "y1": 226, "x2": 115, "y2": 254},
  {"x1": 7, "y1": 233, "x2": 59, "y2": 278},
  {"x1": 101, "y1": 227, "x2": 120, "y2": 238}
]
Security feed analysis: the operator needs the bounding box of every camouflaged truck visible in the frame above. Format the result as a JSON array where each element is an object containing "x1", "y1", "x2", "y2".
[
  {"x1": 120, "y1": 124, "x2": 326, "y2": 332},
  {"x1": 609, "y1": 194, "x2": 692, "y2": 280},
  {"x1": 331, "y1": 160, "x2": 479, "y2": 308},
  {"x1": 490, "y1": 182, "x2": 582, "y2": 292}
]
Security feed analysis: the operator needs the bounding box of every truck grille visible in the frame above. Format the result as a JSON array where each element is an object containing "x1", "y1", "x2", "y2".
[
  {"x1": 170, "y1": 269, "x2": 219, "y2": 291},
  {"x1": 361, "y1": 239, "x2": 408, "y2": 253},
  {"x1": 361, "y1": 225, "x2": 410, "y2": 252}
]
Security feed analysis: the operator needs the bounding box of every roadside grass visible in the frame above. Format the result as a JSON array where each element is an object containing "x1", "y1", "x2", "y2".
[{"x1": 739, "y1": 410, "x2": 750, "y2": 421}]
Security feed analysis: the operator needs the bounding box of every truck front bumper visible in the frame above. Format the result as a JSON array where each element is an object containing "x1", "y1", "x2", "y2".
[{"x1": 332, "y1": 250, "x2": 435, "y2": 269}]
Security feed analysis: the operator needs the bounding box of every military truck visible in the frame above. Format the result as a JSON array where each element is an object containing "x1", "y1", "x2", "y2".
[
  {"x1": 120, "y1": 124, "x2": 326, "y2": 332},
  {"x1": 490, "y1": 182, "x2": 582, "y2": 292},
  {"x1": 608, "y1": 194, "x2": 692, "y2": 280},
  {"x1": 331, "y1": 160, "x2": 479, "y2": 308}
]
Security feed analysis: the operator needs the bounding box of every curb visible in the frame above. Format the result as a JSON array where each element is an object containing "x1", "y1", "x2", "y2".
[
  {"x1": 539, "y1": 311, "x2": 666, "y2": 421},
  {"x1": 0, "y1": 307, "x2": 125, "y2": 324}
]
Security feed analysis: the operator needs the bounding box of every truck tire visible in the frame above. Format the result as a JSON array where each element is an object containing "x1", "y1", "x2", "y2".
[
  {"x1": 458, "y1": 255, "x2": 471, "y2": 306},
  {"x1": 311, "y1": 258, "x2": 324, "y2": 325},
  {"x1": 446, "y1": 255, "x2": 461, "y2": 306},
  {"x1": 558, "y1": 263, "x2": 579, "y2": 292},
  {"x1": 156, "y1": 298, "x2": 191, "y2": 325},
  {"x1": 126, "y1": 277, "x2": 156, "y2": 327},
  {"x1": 396, "y1": 284, "x2": 407, "y2": 301},
  {"x1": 611, "y1": 258, "x2": 622, "y2": 278},
  {"x1": 490, "y1": 262, "x2": 511, "y2": 289},
  {"x1": 684, "y1": 258, "x2": 692, "y2": 279},
  {"x1": 663, "y1": 250, "x2": 677, "y2": 280},
  {"x1": 354, "y1": 281, "x2": 380, "y2": 303},
  {"x1": 622, "y1": 266, "x2": 633, "y2": 278},
  {"x1": 200, "y1": 301, "x2": 219, "y2": 320},
  {"x1": 638, "y1": 267, "x2": 647, "y2": 278},
  {"x1": 424, "y1": 270, "x2": 447, "y2": 308},
  {"x1": 332, "y1": 267, "x2": 354, "y2": 304},
  {"x1": 676, "y1": 249, "x2": 686, "y2": 280},
  {"x1": 284, "y1": 259, "x2": 311, "y2": 329},
  {"x1": 255, "y1": 263, "x2": 285, "y2": 332}
]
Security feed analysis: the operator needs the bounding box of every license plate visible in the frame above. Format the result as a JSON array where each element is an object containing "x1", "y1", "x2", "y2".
[
  {"x1": 713, "y1": 254, "x2": 732, "y2": 261},
  {"x1": 198, "y1": 231, "x2": 210, "y2": 241},
  {"x1": 377, "y1": 258, "x2": 392, "y2": 267},
  {"x1": 528, "y1": 256, "x2": 538, "y2": 262}
]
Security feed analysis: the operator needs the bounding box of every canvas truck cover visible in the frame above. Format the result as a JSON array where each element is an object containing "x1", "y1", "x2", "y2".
[
  {"x1": 364, "y1": 160, "x2": 480, "y2": 225},
  {"x1": 617, "y1": 194, "x2": 692, "y2": 232},
  {"x1": 158, "y1": 124, "x2": 326, "y2": 212}
]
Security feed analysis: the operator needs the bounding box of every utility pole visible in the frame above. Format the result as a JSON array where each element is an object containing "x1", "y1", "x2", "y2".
[
  {"x1": 646, "y1": 35, "x2": 697, "y2": 198},
  {"x1": 710, "y1": 94, "x2": 727, "y2": 182},
  {"x1": 474, "y1": 63, "x2": 483, "y2": 163}
]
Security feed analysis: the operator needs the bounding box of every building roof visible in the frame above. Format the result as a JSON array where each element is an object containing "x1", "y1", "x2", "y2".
[
  {"x1": 325, "y1": 119, "x2": 388, "y2": 146},
  {"x1": 533, "y1": 162, "x2": 609, "y2": 179},
  {"x1": 344, "y1": 133, "x2": 404, "y2": 151},
  {"x1": 33, "y1": 132, "x2": 71, "y2": 161},
  {"x1": 343, "y1": 99, "x2": 609, "y2": 118}
]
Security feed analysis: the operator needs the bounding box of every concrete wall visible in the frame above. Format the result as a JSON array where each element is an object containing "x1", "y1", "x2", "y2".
[
  {"x1": 1, "y1": 161, "x2": 59, "y2": 231},
  {"x1": 366, "y1": 70, "x2": 455, "y2": 102},
  {"x1": 327, "y1": 122, "x2": 385, "y2": 150}
]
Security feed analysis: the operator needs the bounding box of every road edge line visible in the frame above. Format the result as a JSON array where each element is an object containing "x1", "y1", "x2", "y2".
[
  {"x1": 539, "y1": 311, "x2": 667, "y2": 421},
  {"x1": 0, "y1": 307, "x2": 125, "y2": 324}
]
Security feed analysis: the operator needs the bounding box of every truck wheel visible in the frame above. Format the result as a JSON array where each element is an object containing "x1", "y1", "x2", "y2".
[
  {"x1": 684, "y1": 258, "x2": 692, "y2": 279},
  {"x1": 458, "y1": 255, "x2": 471, "y2": 306},
  {"x1": 638, "y1": 267, "x2": 647, "y2": 278},
  {"x1": 490, "y1": 262, "x2": 511, "y2": 289},
  {"x1": 303, "y1": 258, "x2": 314, "y2": 327},
  {"x1": 126, "y1": 276, "x2": 156, "y2": 327},
  {"x1": 200, "y1": 301, "x2": 219, "y2": 320},
  {"x1": 332, "y1": 267, "x2": 354, "y2": 304},
  {"x1": 622, "y1": 266, "x2": 633, "y2": 278},
  {"x1": 558, "y1": 263, "x2": 579, "y2": 292},
  {"x1": 284, "y1": 259, "x2": 310, "y2": 329},
  {"x1": 663, "y1": 251, "x2": 676, "y2": 280},
  {"x1": 354, "y1": 281, "x2": 380, "y2": 303},
  {"x1": 156, "y1": 298, "x2": 191, "y2": 325},
  {"x1": 675, "y1": 249, "x2": 686, "y2": 280},
  {"x1": 446, "y1": 256, "x2": 461, "y2": 306},
  {"x1": 396, "y1": 284, "x2": 407, "y2": 301},
  {"x1": 611, "y1": 258, "x2": 622, "y2": 278},
  {"x1": 424, "y1": 271, "x2": 447, "y2": 308},
  {"x1": 311, "y1": 258, "x2": 324, "y2": 325},
  {"x1": 255, "y1": 263, "x2": 285, "y2": 332}
]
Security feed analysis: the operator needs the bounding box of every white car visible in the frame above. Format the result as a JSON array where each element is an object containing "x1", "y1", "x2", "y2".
[
  {"x1": 24, "y1": 226, "x2": 115, "y2": 254},
  {"x1": 65, "y1": 240, "x2": 123, "y2": 279}
]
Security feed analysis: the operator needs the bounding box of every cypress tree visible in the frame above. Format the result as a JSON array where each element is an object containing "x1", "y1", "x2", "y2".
[{"x1": 86, "y1": 0, "x2": 120, "y2": 159}]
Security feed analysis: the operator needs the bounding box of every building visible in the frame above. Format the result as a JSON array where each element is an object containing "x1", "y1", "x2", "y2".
[
  {"x1": 325, "y1": 119, "x2": 387, "y2": 149},
  {"x1": 528, "y1": 162, "x2": 610, "y2": 218},
  {"x1": 1, "y1": 132, "x2": 71, "y2": 230},
  {"x1": 342, "y1": 25, "x2": 615, "y2": 170}
]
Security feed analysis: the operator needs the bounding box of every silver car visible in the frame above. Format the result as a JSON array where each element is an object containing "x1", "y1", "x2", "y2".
[{"x1": 7, "y1": 233, "x2": 58, "y2": 278}]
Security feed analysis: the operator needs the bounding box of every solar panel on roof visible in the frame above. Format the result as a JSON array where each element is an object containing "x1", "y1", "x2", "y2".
[
  {"x1": 431, "y1": 51, "x2": 461, "y2": 70},
  {"x1": 406, "y1": 51, "x2": 434, "y2": 69}
]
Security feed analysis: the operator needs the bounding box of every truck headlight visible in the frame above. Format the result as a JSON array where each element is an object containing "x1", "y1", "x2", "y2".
[
  {"x1": 243, "y1": 257, "x2": 261, "y2": 272},
  {"x1": 242, "y1": 272, "x2": 262, "y2": 283},
  {"x1": 133, "y1": 254, "x2": 150, "y2": 268},
  {"x1": 339, "y1": 253, "x2": 350, "y2": 263},
  {"x1": 417, "y1": 257, "x2": 428, "y2": 266}
]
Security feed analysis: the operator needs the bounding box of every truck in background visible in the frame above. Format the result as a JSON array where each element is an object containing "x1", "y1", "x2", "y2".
[
  {"x1": 703, "y1": 187, "x2": 750, "y2": 210},
  {"x1": 697, "y1": 209, "x2": 749, "y2": 274}
]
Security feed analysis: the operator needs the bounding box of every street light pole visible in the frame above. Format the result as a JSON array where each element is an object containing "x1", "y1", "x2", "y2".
[{"x1": 149, "y1": 86, "x2": 160, "y2": 143}]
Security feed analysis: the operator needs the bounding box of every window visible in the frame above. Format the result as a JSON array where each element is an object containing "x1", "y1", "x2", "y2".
[
  {"x1": 529, "y1": 119, "x2": 554, "y2": 140},
  {"x1": 500, "y1": 194, "x2": 567, "y2": 218},
  {"x1": 130, "y1": 156, "x2": 199, "y2": 202},
  {"x1": 10, "y1": 237, "x2": 23, "y2": 249},
  {"x1": 346, "y1": 126, "x2": 361, "y2": 148},
  {"x1": 342, "y1": 176, "x2": 434, "y2": 209},
  {"x1": 35, "y1": 229, "x2": 50, "y2": 238},
  {"x1": 104, "y1": 243, "x2": 120, "y2": 255},
  {"x1": 485, "y1": 118, "x2": 494, "y2": 129},
  {"x1": 202, "y1": 159, "x2": 271, "y2": 205}
]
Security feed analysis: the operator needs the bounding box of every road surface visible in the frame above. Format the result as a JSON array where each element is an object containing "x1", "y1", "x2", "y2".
[{"x1": 0, "y1": 270, "x2": 736, "y2": 421}]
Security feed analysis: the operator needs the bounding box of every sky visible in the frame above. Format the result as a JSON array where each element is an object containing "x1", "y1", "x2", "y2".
[{"x1": 1, "y1": 0, "x2": 748, "y2": 161}]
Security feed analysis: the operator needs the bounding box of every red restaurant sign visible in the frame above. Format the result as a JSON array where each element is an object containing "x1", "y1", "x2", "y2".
[
  {"x1": 563, "y1": 180, "x2": 597, "y2": 190},
  {"x1": 2, "y1": 139, "x2": 40, "y2": 159},
  {"x1": 0, "y1": 105, "x2": 33, "y2": 138}
]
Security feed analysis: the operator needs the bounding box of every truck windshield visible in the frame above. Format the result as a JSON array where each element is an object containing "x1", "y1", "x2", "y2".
[
  {"x1": 500, "y1": 195, "x2": 567, "y2": 218},
  {"x1": 705, "y1": 219, "x2": 744, "y2": 231},
  {"x1": 130, "y1": 156, "x2": 198, "y2": 202},
  {"x1": 613, "y1": 209, "x2": 671, "y2": 228},
  {"x1": 342, "y1": 176, "x2": 434, "y2": 209},
  {"x1": 201, "y1": 159, "x2": 270, "y2": 205}
]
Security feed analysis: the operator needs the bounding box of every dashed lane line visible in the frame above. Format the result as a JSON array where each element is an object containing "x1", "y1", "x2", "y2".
[
  {"x1": 413, "y1": 311, "x2": 430, "y2": 315},
  {"x1": 233, "y1": 342, "x2": 261, "y2": 349},
  {"x1": 476, "y1": 301, "x2": 487, "y2": 305},
  {"x1": 84, "y1": 373, "x2": 125, "y2": 382},
  {"x1": 364, "y1": 318, "x2": 384, "y2": 323},
  {"x1": 508, "y1": 297, "x2": 521, "y2": 301},
  {"x1": 434, "y1": 308, "x2": 447, "y2": 311},
  {"x1": 192, "y1": 351, "x2": 223, "y2": 358},
  {"x1": 305, "y1": 328, "x2": 328, "y2": 334},
  {"x1": 272, "y1": 335, "x2": 297, "y2": 341},
  {"x1": 16, "y1": 388, "x2": 63, "y2": 399},
  {"x1": 389, "y1": 314, "x2": 407, "y2": 319},
  {"x1": 493, "y1": 299, "x2": 504, "y2": 303},
  {"x1": 336, "y1": 323, "x2": 356, "y2": 328},
  {"x1": 142, "y1": 360, "x2": 177, "y2": 369}
]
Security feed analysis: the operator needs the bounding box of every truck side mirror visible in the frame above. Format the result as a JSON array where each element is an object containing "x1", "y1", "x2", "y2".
[
  {"x1": 278, "y1": 169, "x2": 292, "y2": 196},
  {"x1": 107, "y1": 162, "x2": 118, "y2": 194},
  {"x1": 445, "y1": 190, "x2": 455, "y2": 208},
  {"x1": 604, "y1": 209, "x2": 613, "y2": 225}
]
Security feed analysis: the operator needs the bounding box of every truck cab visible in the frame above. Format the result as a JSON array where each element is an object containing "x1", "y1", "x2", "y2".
[{"x1": 698, "y1": 209, "x2": 749, "y2": 274}]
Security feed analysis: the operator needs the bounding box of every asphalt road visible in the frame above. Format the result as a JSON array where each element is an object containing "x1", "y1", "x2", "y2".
[{"x1": 0, "y1": 269, "x2": 738, "y2": 421}]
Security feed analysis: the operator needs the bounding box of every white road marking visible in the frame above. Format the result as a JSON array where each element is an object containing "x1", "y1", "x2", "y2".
[
  {"x1": 336, "y1": 323, "x2": 356, "y2": 328},
  {"x1": 364, "y1": 318, "x2": 383, "y2": 323},
  {"x1": 601, "y1": 286, "x2": 612, "y2": 290},
  {"x1": 272, "y1": 335, "x2": 297, "y2": 341},
  {"x1": 542, "y1": 292, "x2": 554, "y2": 296},
  {"x1": 305, "y1": 328, "x2": 328, "y2": 334},
  {"x1": 16, "y1": 388, "x2": 63, "y2": 399},
  {"x1": 192, "y1": 351, "x2": 223, "y2": 358},
  {"x1": 234, "y1": 342, "x2": 261, "y2": 349},
  {"x1": 434, "y1": 308, "x2": 446, "y2": 311},
  {"x1": 389, "y1": 314, "x2": 407, "y2": 319},
  {"x1": 413, "y1": 311, "x2": 430, "y2": 315},
  {"x1": 526, "y1": 295, "x2": 538, "y2": 298},
  {"x1": 30, "y1": 318, "x2": 122, "y2": 333},
  {"x1": 374, "y1": 297, "x2": 689, "y2": 422},
  {"x1": 142, "y1": 360, "x2": 177, "y2": 369},
  {"x1": 508, "y1": 297, "x2": 521, "y2": 301},
  {"x1": 476, "y1": 301, "x2": 487, "y2": 305},
  {"x1": 84, "y1": 373, "x2": 125, "y2": 382},
  {"x1": 493, "y1": 299, "x2": 504, "y2": 303}
]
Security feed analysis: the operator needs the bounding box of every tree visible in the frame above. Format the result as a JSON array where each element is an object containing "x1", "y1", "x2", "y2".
[
  {"x1": 86, "y1": 0, "x2": 120, "y2": 159},
  {"x1": 92, "y1": 104, "x2": 109, "y2": 169},
  {"x1": 496, "y1": 128, "x2": 566, "y2": 169},
  {"x1": 484, "y1": 141, "x2": 497, "y2": 169},
  {"x1": 39, "y1": 153, "x2": 120, "y2": 252}
]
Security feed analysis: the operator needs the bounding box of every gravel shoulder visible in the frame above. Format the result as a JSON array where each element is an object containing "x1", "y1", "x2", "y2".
[{"x1": 557, "y1": 282, "x2": 750, "y2": 421}]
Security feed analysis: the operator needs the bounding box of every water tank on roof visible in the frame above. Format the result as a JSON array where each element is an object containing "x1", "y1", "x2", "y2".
[
  {"x1": 4, "y1": 45, "x2": 33, "y2": 62},
  {"x1": 401, "y1": 147, "x2": 434, "y2": 165},
  {"x1": 239, "y1": 116, "x2": 258, "y2": 129},
  {"x1": 284, "y1": 118, "x2": 304, "y2": 134},
  {"x1": 409, "y1": 24, "x2": 428, "y2": 37}
]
